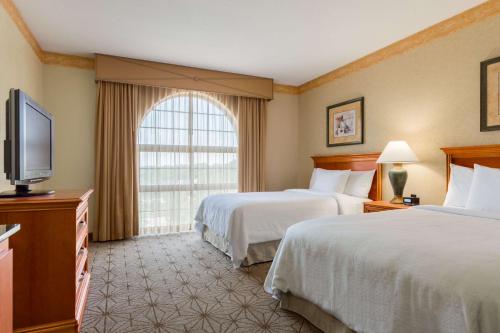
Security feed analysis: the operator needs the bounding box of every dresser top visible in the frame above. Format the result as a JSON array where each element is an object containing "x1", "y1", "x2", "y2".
[
  {"x1": 0, "y1": 189, "x2": 93, "y2": 211},
  {"x1": 0, "y1": 224, "x2": 20, "y2": 242}
]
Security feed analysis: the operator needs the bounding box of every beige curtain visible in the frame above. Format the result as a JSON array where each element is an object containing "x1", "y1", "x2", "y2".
[
  {"x1": 238, "y1": 97, "x2": 266, "y2": 192},
  {"x1": 95, "y1": 81, "x2": 266, "y2": 241},
  {"x1": 95, "y1": 82, "x2": 172, "y2": 241}
]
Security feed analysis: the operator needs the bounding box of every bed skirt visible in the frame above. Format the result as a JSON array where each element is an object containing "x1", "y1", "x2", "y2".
[
  {"x1": 280, "y1": 293, "x2": 355, "y2": 333},
  {"x1": 201, "y1": 226, "x2": 280, "y2": 266}
]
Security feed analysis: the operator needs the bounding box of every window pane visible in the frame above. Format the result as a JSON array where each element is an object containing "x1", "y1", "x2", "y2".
[{"x1": 138, "y1": 93, "x2": 238, "y2": 235}]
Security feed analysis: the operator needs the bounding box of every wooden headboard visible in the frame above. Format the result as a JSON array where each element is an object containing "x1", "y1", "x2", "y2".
[
  {"x1": 311, "y1": 153, "x2": 382, "y2": 201},
  {"x1": 441, "y1": 144, "x2": 500, "y2": 189}
]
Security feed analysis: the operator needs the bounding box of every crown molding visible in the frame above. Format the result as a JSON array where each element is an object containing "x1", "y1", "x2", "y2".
[
  {"x1": 297, "y1": 1, "x2": 500, "y2": 94},
  {"x1": 42, "y1": 51, "x2": 94, "y2": 69},
  {"x1": 273, "y1": 83, "x2": 299, "y2": 95},
  {"x1": 2, "y1": 0, "x2": 500, "y2": 94}
]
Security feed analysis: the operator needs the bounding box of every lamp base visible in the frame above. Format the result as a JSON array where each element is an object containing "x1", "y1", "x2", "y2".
[
  {"x1": 390, "y1": 195, "x2": 404, "y2": 204},
  {"x1": 388, "y1": 163, "x2": 407, "y2": 204}
]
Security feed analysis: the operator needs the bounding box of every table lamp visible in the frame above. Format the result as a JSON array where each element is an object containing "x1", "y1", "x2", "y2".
[{"x1": 377, "y1": 141, "x2": 418, "y2": 204}]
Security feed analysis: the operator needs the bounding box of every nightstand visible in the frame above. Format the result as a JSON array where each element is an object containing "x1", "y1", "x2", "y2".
[{"x1": 363, "y1": 200, "x2": 411, "y2": 213}]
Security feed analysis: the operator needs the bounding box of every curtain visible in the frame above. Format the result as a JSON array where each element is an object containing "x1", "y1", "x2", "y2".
[
  {"x1": 238, "y1": 97, "x2": 266, "y2": 192},
  {"x1": 95, "y1": 82, "x2": 171, "y2": 241},
  {"x1": 95, "y1": 81, "x2": 266, "y2": 240}
]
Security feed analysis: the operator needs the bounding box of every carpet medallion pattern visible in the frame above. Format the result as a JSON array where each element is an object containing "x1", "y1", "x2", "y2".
[{"x1": 82, "y1": 232, "x2": 320, "y2": 332}]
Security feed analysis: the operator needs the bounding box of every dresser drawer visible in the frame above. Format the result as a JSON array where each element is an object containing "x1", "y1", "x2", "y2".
[
  {"x1": 76, "y1": 201, "x2": 88, "y2": 224},
  {"x1": 76, "y1": 207, "x2": 88, "y2": 255},
  {"x1": 76, "y1": 246, "x2": 88, "y2": 281},
  {"x1": 75, "y1": 271, "x2": 90, "y2": 326},
  {"x1": 76, "y1": 223, "x2": 87, "y2": 253},
  {"x1": 76, "y1": 206, "x2": 88, "y2": 228}
]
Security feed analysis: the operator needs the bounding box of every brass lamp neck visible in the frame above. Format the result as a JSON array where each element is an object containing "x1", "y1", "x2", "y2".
[{"x1": 392, "y1": 163, "x2": 404, "y2": 170}]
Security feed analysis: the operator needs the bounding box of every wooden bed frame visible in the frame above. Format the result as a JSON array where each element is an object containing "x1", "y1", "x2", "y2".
[
  {"x1": 311, "y1": 152, "x2": 382, "y2": 201},
  {"x1": 441, "y1": 144, "x2": 500, "y2": 189}
]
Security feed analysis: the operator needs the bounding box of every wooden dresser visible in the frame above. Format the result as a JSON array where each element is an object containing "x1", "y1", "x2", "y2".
[{"x1": 0, "y1": 190, "x2": 93, "y2": 333}]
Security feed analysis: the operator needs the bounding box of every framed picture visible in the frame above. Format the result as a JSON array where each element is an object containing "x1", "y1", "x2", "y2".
[
  {"x1": 326, "y1": 97, "x2": 364, "y2": 147},
  {"x1": 480, "y1": 56, "x2": 500, "y2": 131}
]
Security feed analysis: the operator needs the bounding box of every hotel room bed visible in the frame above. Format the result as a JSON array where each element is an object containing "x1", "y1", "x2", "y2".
[
  {"x1": 264, "y1": 144, "x2": 500, "y2": 333},
  {"x1": 265, "y1": 206, "x2": 500, "y2": 333},
  {"x1": 195, "y1": 153, "x2": 382, "y2": 266}
]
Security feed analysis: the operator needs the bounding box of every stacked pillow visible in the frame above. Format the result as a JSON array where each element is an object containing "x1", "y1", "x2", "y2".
[
  {"x1": 443, "y1": 164, "x2": 474, "y2": 207},
  {"x1": 443, "y1": 163, "x2": 500, "y2": 213},
  {"x1": 309, "y1": 168, "x2": 376, "y2": 199}
]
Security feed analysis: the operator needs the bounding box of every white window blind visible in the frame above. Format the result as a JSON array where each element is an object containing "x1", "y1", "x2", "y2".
[{"x1": 138, "y1": 92, "x2": 238, "y2": 235}]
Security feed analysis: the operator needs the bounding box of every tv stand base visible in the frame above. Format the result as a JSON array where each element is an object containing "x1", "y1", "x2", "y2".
[{"x1": 0, "y1": 185, "x2": 54, "y2": 198}]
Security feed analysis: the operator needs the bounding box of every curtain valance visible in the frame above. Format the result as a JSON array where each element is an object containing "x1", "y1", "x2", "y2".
[{"x1": 95, "y1": 54, "x2": 274, "y2": 100}]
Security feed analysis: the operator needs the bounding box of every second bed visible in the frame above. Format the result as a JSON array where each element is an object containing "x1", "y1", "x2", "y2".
[{"x1": 195, "y1": 153, "x2": 382, "y2": 266}]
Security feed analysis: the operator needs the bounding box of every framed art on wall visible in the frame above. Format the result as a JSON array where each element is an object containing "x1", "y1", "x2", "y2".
[
  {"x1": 327, "y1": 97, "x2": 364, "y2": 147},
  {"x1": 480, "y1": 56, "x2": 500, "y2": 131}
]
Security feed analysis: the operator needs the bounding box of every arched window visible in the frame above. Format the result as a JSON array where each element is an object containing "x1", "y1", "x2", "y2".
[{"x1": 138, "y1": 92, "x2": 238, "y2": 235}]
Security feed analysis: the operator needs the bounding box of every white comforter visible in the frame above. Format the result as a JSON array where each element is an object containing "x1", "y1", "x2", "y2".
[
  {"x1": 264, "y1": 206, "x2": 500, "y2": 333},
  {"x1": 195, "y1": 189, "x2": 367, "y2": 266}
]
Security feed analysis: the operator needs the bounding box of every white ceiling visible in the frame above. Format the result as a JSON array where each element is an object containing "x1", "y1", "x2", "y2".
[{"x1": 14, "y1": 0, "x2": 485, "y2": 85}]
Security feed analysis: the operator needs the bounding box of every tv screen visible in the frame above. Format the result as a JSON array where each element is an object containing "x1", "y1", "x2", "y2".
[
  {"x1": 25, "y1": 103, "x2": 52, "y2": 171},
  {"x1": 2, "y1": 89, "x2": 54, "y2": 197}
]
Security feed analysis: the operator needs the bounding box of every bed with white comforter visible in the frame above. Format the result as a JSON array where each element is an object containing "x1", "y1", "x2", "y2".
[
  {"x1": 265, "y1": 206, "x2": 500, "y2": 333},
  {"x1": 195, "y1": 189, "x2": 369, "y2": 266}
]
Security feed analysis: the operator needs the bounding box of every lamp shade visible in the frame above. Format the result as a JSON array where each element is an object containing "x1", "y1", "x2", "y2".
[{"x1": 377, "y1": 141, "x2": 418, "y2": 164}]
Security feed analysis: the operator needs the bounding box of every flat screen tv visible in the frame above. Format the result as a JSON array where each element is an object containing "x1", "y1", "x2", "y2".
[{"x1": 2, "y1": 89, "x2": 54, "y2": 197}]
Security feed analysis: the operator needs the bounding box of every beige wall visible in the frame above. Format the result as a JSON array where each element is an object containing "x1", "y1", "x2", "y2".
[
  {"x1": 43, "y1": 65, "x2": 97, "y2": 229},
  {"x1": 265, "y1": 92, "x2": 299, "y2": 190},
  {"x1": 0, "y1": 5, "x2": 44, "y2": 190},
  {"x1": 297, "y1": 15, "x2": 500, "y2": 204}
]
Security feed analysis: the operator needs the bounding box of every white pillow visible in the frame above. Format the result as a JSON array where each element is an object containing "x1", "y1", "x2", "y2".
[
  {"x1": 309, "y1": 168, "x2": 320, "y2": 189},
  {"x1": 344, "y1": 170, "x2": 376, "y2": 198},
  {"x1": 443, "y1": 164, "x2": 474, "y2": 208},
  {"x1": 310, "y1": 168, "x2": 351, "y2": 194},
  {"x1": 465, "y1": 164, "x2": 500, "y2": 213}
]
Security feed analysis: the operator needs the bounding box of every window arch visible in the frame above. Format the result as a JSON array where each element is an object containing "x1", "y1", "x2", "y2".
[{"x1": 138, "y1": 91, "x2": 238, "y2": 235}]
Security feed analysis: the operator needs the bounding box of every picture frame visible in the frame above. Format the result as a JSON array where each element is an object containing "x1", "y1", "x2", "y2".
[
  {"x1": 480, "y1": 56, "x2": 500, "y2": 132},
  {"x1": 326, "y1": 97, "x2": 364, "y2": 147}
]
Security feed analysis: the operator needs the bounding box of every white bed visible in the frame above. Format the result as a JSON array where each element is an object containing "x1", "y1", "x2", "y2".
[
  {"x1": 195, "y1": 153, "x2": 382, "y2": 266},
  {"x1": 264, "y1": 144, "x2": 500, "y2": 333},
  {"x1": 265, "y1": 206, "x2": 500, "y2": 333}
]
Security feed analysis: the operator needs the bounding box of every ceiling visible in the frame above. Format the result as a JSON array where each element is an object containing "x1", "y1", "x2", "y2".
[{"x1": 14, "y1": 0, "x2": 485, "y2": 85}]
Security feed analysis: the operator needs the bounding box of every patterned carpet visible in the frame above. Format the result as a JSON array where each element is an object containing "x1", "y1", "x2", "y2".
[{"x1": 82, "y1": 232, "x2": 320, "y2": 333}]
